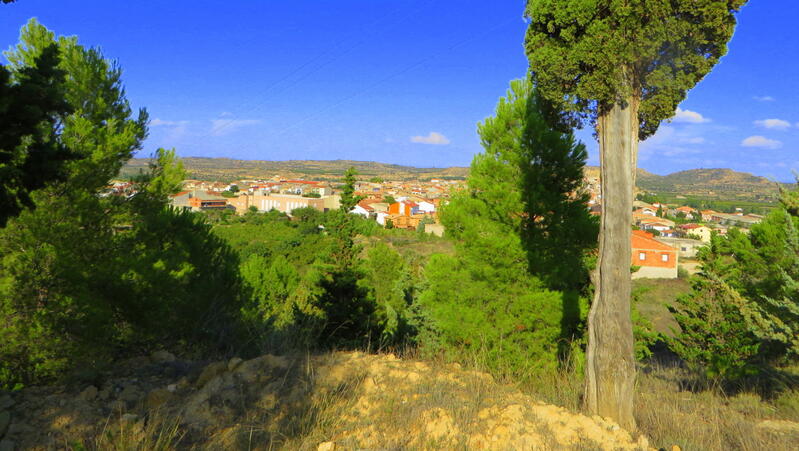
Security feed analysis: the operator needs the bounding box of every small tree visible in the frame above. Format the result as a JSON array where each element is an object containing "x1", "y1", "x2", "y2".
[{"x1": 525, "y1": 0, "x2": 749, "y2": 428}]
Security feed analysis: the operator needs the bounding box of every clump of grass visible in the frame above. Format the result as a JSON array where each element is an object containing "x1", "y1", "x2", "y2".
[{"x1": 67, "y1": 413, "x2": 185, "y2": 451}]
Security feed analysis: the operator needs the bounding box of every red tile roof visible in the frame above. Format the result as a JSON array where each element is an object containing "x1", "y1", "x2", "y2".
[{"x1": 632, "y1": 230, "x2": 675, "y2": 251}]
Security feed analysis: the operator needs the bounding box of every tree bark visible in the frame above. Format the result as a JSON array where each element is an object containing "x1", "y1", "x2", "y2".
[{"x1": 584, "y1": 95, "x2": 638, "y2": 431}]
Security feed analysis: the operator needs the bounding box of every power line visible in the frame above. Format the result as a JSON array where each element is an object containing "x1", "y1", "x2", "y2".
[
  {"x1": 203, "y1": 0, "x2": 435, "y2": 137},
  {"x1": 263, "y1": 16, "x2": 519, "y2": 140}
]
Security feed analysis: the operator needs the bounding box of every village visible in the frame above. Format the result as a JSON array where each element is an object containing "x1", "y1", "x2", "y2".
[{"x1": 103, "y1": 173, "x2": 766, "y2": 281}]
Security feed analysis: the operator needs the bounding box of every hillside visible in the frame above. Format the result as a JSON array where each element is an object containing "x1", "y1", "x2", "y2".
[
  {"x1": 587, "y1": 166, "x2": 782, "y2": 202},
  {"x1": 0, "y1": 351, "x2": 649, "y2": 450},
  {"x1": 121, "y1": 157, "x2": 469, "y2": 182},
  {"x1": 635, "y1": 168, "x2": 784, "y2": 201},
  {"x1": 125, "y1": 157, "x2": 784, "y2": 200}
]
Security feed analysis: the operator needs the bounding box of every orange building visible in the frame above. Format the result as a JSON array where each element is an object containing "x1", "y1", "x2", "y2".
[{"x1": 632, "y1": 230, "x2": 678, "y2": 279}]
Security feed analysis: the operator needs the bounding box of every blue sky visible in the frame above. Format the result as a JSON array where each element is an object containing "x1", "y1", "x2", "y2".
[{"x1": 2, "y1": 1, "x2": 797, "y2": 181}]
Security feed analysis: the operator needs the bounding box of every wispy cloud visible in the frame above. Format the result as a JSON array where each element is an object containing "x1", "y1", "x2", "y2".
[
  {"x1": 210, "y1": 118, "x2": 261, "y2": 136},
  {"x1": 754, "y1": 118, "x2": 791, "y2": 130},
  {"x1": 753, "y1": 95, "x2": 775, "y2": 102},
  {"x1": 151, "y1": 118, "x2": 188, "y2": 127},
  {"x1": 672, "y1": 107, "x2": 711, "y2": 124},
  {"x1": 682, "y1": 137, "x2": 706, "y2": 144},
  {"x1": 741, "y1": 135, "x2": 782, "y2": 149},
  {"x1": 410, "y1": 131, "x2": 450, "y2": 145}
]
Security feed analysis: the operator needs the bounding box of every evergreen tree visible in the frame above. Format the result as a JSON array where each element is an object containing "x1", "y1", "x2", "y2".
[
  {"x1": 670, "y1": 181, "x2": 799, "y2": 382},
  {"x1": 525, "y1": 0, "x2": 749, "y2": 427},
  {"x1": 0, "y1": 43, "x2": 74, "y2": 226},
  {"x1": 420, "y1": 79, "x2": 593, "y2": 376}
]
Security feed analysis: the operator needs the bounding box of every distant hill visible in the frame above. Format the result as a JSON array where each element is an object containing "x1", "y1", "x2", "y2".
[
  {"x1": 123, "y1": 157, "x2": 784, "y2": 201},
  {"x1": 585, "y1": 166, "x2": 783, "y2": 202},
  {"x1": 635, "y1": 168, "x2": 784, "y2": 202},
  {"x1": 121, "y1": 157, "x2": 469, "y2": 182}
]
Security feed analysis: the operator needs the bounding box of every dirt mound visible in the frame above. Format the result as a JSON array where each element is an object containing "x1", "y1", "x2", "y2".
[{"x1": 0, "y1": 351, "x2": 651, "y2": 450}]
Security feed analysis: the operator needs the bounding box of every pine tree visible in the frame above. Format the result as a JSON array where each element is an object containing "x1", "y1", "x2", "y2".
[{"x1": 420, "y1": 79, "x2": 593, "y2": 376}]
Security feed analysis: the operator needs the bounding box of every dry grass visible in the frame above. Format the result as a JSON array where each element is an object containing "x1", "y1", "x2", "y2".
[
  {"x1": 636, "y1": 365, "x2": 799, "y2": 450},
  {"x1": 65, "y1": 412, "x2": 185, "y2": 451}
]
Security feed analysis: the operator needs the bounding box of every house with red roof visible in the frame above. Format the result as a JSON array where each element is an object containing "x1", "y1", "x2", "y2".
[{"x1": 632, "y1": 230, "x2": 678, "y2": 279}]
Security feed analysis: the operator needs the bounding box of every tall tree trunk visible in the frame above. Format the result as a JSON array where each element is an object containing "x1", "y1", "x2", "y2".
[{"x1": 584, "y1": 95, "x2": 638, "y2": 431}]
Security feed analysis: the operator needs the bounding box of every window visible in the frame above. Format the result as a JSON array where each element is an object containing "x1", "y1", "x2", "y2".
[
  {"x1": 639, "y1": 252, "x2": 646, "y2": 261},
  {"x1": 661, "y1": 254, "x2": 669, "y2": 262}
]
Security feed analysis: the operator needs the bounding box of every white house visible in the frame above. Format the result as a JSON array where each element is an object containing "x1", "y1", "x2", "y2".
[{"x1": 417, "y1": 201, "x2": 436, "y2": 213}]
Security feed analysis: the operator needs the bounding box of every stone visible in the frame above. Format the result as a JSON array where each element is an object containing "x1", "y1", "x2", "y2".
[
  {"x1": 0, "y1": 439, "x2": 14, "y2": 451},
  {"x1": 118, "y1": 385, "x2": 142, "y2": 405},
  {"x1": 0, "y1": 411, "x2": 10, "y2": 439},
  {"x1": 167, "y1": 384, "x2": 177, "y2": 393},
  {"x1": 151, "y1": 350, "x2": 176, "y2": 363},
  {"x1": 146, "y1": 388, "x2": 174, "y2": 409},
  {"x1": 227, "y1": 357, "x2": 243, "y2": 372},
  {"x1": 80, "y1": 385, "x2": 99, "y2": 401},
  {"x1": 98, "y1": 385, "x2": 112, "y2": 401},
  {"x1": 196, "y1": 361, "x2": 227, "y2": 388},
  {"x1": 317, "y1": 441, "x2": 336, "y2": 451}
]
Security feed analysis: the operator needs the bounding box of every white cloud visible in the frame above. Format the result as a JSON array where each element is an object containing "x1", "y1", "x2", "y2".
[
  {"x1": 151, "y1": 118, "x2": 188, "y2": 127},
  {"x1": 672, "y1": 107, "x2": 711, "y2": 124},
  {"x1": 753, "y1": 96, "x2": 775, "y2": 102},
  {"x1": 754, "y1": 118, "x2": 791, "y2": 130},
  {"x1": 210, "y1": 118, "x2": 261, "y2": 136},
  {"x1": 682, "y1": 137, "x2": 705, "y2": 144},
  {"x1": 741, "y1": 135, "x2": 782, "y2": 149},
  {"x1": 410, "y1": 131, "x2": 450, "y2": 145}
]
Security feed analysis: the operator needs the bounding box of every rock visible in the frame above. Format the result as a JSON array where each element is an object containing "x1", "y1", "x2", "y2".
[
  {"x1": 0, "y1": 396, "x2": 13, "y2": 410},
  {"x1": 0, "y1": 411, "x2": 10, "y2": 438},
  {"x1": 755, "y1": 419, "x2": 799, "y2": 435},
  {"x1": 317, "y1": 441, "x2": 336, "y2": 451},
  {"x1": 118, "y1": 385, "x2": 142, "y2": 405},
  {"x1": 80, "y1": 385, "x2": 99, "y2": 401},
  {"x1": 196, "y1": 361, "x2": 227, "y2": 388},
  {"x1": 167, "y1": 384, "x2": 177, "y2": 393},
  {"x1": 227, "y1": 357, "x2": 243, "y2": 372},
  {"x1": 0, "y1": 439, "x2": 14, "y2": 451},
  {"x1": 151, "y1": 350, "x2": 176, "y2": 363},
  {"x1": 98, "y1": 385, "x2": 112, "y2": 401},
  {"x1": 146, "y1": 388, "x2": 174, "y2": 409}
]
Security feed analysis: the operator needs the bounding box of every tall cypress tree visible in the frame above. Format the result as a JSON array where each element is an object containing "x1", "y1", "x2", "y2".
[{"x1": 524, "y1": 0, "x2": 749, "y2": 428}]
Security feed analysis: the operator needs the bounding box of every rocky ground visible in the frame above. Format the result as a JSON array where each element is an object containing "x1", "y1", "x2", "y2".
[{"x1": 0, "y1": 351, "x2": 657, "y2": 450}]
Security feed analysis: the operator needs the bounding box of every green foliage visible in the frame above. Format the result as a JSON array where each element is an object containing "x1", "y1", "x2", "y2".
[
  {"x1": 668, "y1": 273, "x2": 762, "y2": 381},
  {"x1": 359, "y1": 243, "x2": 413, "y2": 342},
  {"x1": 669, "y1": 181, "x2": 799, "y2": 381},
  {"x1": 383, "y1": 195, "x2": 396, "y2": 205},
  {"x1": 339, "y1": 166, "x2": 364, "y2": 213},
  {"x1": 0, "y1": 42, "x2": 74, "y2": 226},
  {"x1": 418, "y1": 79, "x2": 595, "y2": 376},
  {"x1": 0, "y1": 20, "x2": 242, "y2": 388},
  {"x1": 525, "y1": 0, "x2": 748, "y2": 137}
]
